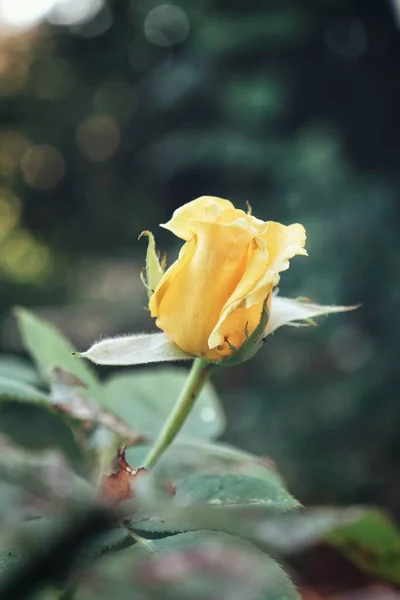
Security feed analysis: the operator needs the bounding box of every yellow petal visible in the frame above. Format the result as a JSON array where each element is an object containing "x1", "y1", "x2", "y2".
[
  {"x1": 151, "y1": 220, "x2": 253, "y2": 359},
  {"x1": 160, "y1": 195, "x2": 266, "y2": 241},
  {"x1": 244, "y1": 222, "x2": 307, "y2": 306},
  {"x1": 211, "y1": 299, "x2": 271, "y2": 358},
  {"x1": 149, "y1": 235, "x2": 197, "y2": 318},
  {"x1": 208, "y1": 222, "x2": 307, "y2": 349},
  {"x1": 161, "y1": 196, "x2": 234, "y2": 240}
]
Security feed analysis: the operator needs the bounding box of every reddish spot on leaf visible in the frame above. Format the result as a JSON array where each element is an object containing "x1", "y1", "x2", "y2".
[
  {"x1": 100, "y1": 448, "x2": 148, "y2": 505},
  {"x1": 162, "y1": 479, "x2": 177, "y2": 496},
  {"x1": 99, "y1": 448, "x2": 175, "y2": 505}
]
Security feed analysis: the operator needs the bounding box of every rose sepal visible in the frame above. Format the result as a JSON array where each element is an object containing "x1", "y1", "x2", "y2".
[
  {"x1": 73, "y1": 332, "x2": 192, "y2": 366},
  {"x1": 139, "y1": 230, "x2": 165, "y2": 299}
]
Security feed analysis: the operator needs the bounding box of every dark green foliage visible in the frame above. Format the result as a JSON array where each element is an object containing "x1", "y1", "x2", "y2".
[{"x1": 0, "y1": 310, "x2": 398, "y2": 600}]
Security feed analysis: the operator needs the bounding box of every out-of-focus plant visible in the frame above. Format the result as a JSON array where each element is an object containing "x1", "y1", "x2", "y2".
[{"x1": 0, "y1": 197, "x2": 381, "y2": 600}]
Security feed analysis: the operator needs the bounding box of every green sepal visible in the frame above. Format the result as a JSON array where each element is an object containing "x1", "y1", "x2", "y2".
[
  {"x1": 217, "y1": 296, "x2": 270, "y2": 367},
  {"x1": 139, "y1": 230, "x2": 165, "y2": 299}
]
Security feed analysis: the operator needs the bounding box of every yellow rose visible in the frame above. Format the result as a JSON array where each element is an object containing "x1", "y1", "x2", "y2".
[{"x1": 148, "y1": 196, "x2": 307, "y2": 362}]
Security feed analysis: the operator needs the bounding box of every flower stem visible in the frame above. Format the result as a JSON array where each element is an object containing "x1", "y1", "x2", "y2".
[{"x1": 143, "y1": 358, "x2": 213, "y2": 469}]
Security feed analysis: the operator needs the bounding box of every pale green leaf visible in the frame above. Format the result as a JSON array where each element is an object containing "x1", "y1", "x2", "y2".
[
  {"x1": 268, "y1": 295, "x2": 359, "y2": 334},
  {"x1": 16, "y1": 309, "x2": 102, "y2": 399},
  {"x1": 175, "y1": 474, "x2": 297, "y2": 509},
  {"x1": 126, "y1": 439, "x2": 283, "y2": 486},
  {"x1": 104, "y1": 367, "x2": 225, "y2": 441},
  {"x1": 0, "y1": 376, "x2": 49, "y2": 406},
  {"x1": 127, "y1": 472, "x2": 299, "y2": 536},
  {"x1": 0, "y1": 355, "x2": 41, "y2": 386}
]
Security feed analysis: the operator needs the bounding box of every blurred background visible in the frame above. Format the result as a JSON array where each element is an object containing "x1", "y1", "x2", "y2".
[{"x1": 0, "y1": 0, "x2": 399, "y2": 513}]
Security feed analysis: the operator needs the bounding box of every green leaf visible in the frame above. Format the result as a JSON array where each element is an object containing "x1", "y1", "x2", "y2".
[
  {"x1": 16, "y1": 309, "x2": 102, "y2": 399},
  {"x1": 0, "y1": 355, "x2": 41, "y2": 386},
  {"x1": 0, "y1": 438, "x2": 75, "y2": 502},
  {"x1": 328, "y1": 509, "x2": 400, "y2": 586},
  {"x1": 128, "y1": 473, "x2": 299, "y2": 536},
  {"x1": 133, "y1": 532, "x2": 300, "y2": 600},
  {"x1": 0, "y1": 518, "x2": 73, "y2": 582},
  {"x1": 0, "y1": 481, "x2": 25, "y2": 522},
  {"x1": 50, "y1": 368, "x2": 145, "y2": 446},
  {"x1": 175, "y1": 474, "x2": 298, "y2": 510},
  {"x1": 0, "y1": 544, "x2": 26, "y2": 580},
  {"x1": 0, "y1": 518, "x2": 130, "y2": 591},
  {"x1": 104, "y1": 367, "x2": 225, "y2": 441},
  {"x1": 0, "y1": 402, "x2": 82, "y2": 470},
  {"x1": 80, "y1": 528, "x2": 132, "y2": 561},
  {"x1": 126, "y1": 439, "x2": 284, "y2": 486},
  {"x1": 76, "y1": 531, "x2": 300, "y2": 600},
  {"x1": 0, "y1": 376, "x2": 49, "y2": 406},
  {"x1": 0, "y1": 518, "x2": 61, "y2": 579},
  {"x1": 247, "y1": 507, "x2": 400, "y2": 587},
  {"x1": 0, "y1": 438, "x2": 91, "y2": 527}
]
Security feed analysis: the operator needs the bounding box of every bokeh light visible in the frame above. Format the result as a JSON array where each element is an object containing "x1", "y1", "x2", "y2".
[
  {"x1": 0, "y1": 131, "x2": 31, "y2": 177},
  {"x1": 0, "y1": 188, "x2": 52, "y2": 282},
  {"x1": 20, "y1": 144, "x2": 65, "y2": 190},
  {"x1": 69, "y1": 4, "x2": 112, "y2": 38},
  {"x1": 47, "y1": 0, "x2": 104, "y2": 27},
  {"x1": 0, "y1": 0, "x2": 55, "y2": 31},
  {"x1": 0, "y1": 30, "x2": 39, "y2": 94},
  {"x1": 0, "y1": 229, "x2": 52, "y2": 282},
  {"x1": 0, "y1": 189, "x2": 21, "y2": 241},
  {"x1": 0, "y1": 0, "x2": 104, "y2": 32},
  {"x1": 144, "y1": 5, "x2": 190, "y2": 47},
  {"x1": 76, "y1": 114, "x2": 120, "y2": 162}
]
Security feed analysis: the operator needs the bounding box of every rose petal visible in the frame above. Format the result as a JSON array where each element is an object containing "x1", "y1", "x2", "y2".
[
  {"x1": 161, "y1": 196, "x2": 234, "y2": 240},
  {"x1": 208, "y1": 222, "x2": 307, "y2": 349}
]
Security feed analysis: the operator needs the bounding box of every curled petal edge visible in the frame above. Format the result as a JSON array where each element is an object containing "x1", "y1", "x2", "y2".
[{"x1": 74, "y1": 333, "x2": 192, "y2": 366}]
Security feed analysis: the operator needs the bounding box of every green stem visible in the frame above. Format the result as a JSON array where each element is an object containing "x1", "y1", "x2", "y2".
[{"x1": 143, "y1": 358, "x2": 213, "y2": 469}]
